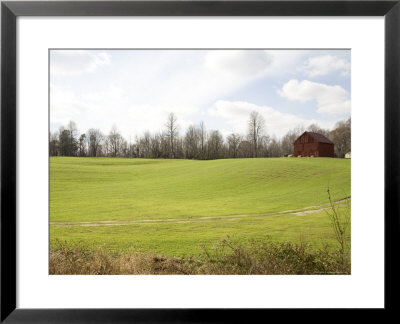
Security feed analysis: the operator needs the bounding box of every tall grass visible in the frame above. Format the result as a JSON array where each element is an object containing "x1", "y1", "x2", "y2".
[
  {"x1": 197, "y1": 237, "x2": 349, "y2": 274},
  {"x1": 50, "y1": 236, "x2": 350, "y2": 275},
  {"x1": 325, "y1": 188, "x2": 351, "y2": 273},
  {"x1": 49, "y1": 241, "x2": 193, "y2": 275}
]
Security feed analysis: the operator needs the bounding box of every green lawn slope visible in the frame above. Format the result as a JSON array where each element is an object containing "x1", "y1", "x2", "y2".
[{"x1": 50, "y1": 157, "x2": 350, "y2": 256}]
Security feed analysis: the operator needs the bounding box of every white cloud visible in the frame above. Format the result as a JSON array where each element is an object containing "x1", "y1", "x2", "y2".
[
  {"x1": 204, "y1": 50, "x2": 273, "y2": 77},
  {"x1": 300, "y1": 55, "x2": 350, "y2": 77},
  {"x1": 278, "y1": 79, "x2": 350, "y2": 115},
  {"x1": 50, "y1": 82, "x2": 200, "y2": 139},
  {"x1": 114, "y1": 50, "x2": 274, "y2": 115},
  {"x1": 50, "y1": 50, "x2": 111, "y2": 76},
  {"x1": 208, "y1": 100, "x2": 333, "y2": 137},
  {"x1": 126, "y1": 104, "x2": 199, "y2": 135},
  {"x1": 50, "y1": 84, "x2": 87, "y2": 126},
  {"x1": 50, "y1": 50, "x2": 350, "y2": 140}
]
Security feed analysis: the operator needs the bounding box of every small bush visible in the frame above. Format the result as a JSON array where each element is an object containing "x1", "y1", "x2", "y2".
[
  {"x1": 49, "y1": 240, "x2": 193, "y2": 275},
  {"x1": 196, "y1": 237, "x2": 349, "y2": 275},
  {"x1": 50, "y1": 237, "x2": 350, "y2": 275}
]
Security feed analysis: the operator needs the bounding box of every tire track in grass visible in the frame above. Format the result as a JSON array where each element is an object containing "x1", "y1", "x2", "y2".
[{"x1": 50, "y1": 198, "x2": 350, "y2": 227}]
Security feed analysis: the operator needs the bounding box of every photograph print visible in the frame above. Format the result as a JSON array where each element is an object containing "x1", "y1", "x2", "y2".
[{"x1": 49, "y1": 49, "x2": 351, "y2": 275}]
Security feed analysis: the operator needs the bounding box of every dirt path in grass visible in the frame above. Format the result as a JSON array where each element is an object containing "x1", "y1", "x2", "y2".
[{"x1": 50, "y1": 197, "x2": 350, "y2": 228}]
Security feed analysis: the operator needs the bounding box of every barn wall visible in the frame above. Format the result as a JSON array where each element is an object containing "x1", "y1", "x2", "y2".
[
  {"x1": 317, "y1": 143, "x2": 334, "y2": 157},
  {"x1": 293, "y1": 132, "x2": 334, "y2": 157},
  {"x1": 294, "y1": 142, "x2": 319, "y2": 156}
]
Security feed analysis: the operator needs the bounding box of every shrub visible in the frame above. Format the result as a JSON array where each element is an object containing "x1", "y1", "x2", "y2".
[
  {"x1": 50, "y1": 237, "x2": 350, "y2": 275},
  {"x1": 196, "y1": 237, "x2": 350, "y2": 275}
]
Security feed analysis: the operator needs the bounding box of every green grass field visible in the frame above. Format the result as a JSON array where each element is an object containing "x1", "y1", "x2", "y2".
[{"x1": 50, "y1": 157, "x2": 351, "y2": 257}]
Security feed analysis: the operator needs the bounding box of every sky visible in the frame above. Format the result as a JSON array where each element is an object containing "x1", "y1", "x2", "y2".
[{"x1": 50, "y1": 49, "x2": 351, "y2": 140}]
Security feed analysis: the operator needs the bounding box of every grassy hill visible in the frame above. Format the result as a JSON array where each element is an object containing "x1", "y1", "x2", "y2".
[{"x1": 50, "y1": 157, "x2": 350, "y2": 256}]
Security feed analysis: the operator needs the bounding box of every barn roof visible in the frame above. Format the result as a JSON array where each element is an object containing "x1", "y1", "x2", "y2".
[
  {"x1": 306, "y1": 132, "x2": 333, "y2": 144},
  {"x1": 295, "y1": 131, "x2": 334, "y2": 144}
]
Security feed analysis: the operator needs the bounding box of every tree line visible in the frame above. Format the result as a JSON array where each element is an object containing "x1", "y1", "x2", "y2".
[{"x1": 49, "y1": 112, "x2": 351, "y2": 159}]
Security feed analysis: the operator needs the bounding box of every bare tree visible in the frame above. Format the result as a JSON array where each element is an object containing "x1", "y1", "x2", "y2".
[
  {"x1": 108, "y1": 125, "x2": 123, "y2": 157},
  {"x1": 87, "y1": 128, "x2": 104, "y2": 157},
  {"x1": 165, "y1": 113, "x2": 179, "y2": 158},
  {"x1": 78, "y1": 133, "x2": 87, "y2": 157},
  {"x1": 120, "y1": 138, "x2": 129, "y2": 157},
  {"x1": 139, "y1": 131, "x2": 151, "y2": 158},
  {"x1": 175, "y1": 137, "x2": 185, "y2": 158},
  {"x1": 329, "y1": 118, "x2": 351, "y2": 158},
  {"x1": 268, "y1": 136, "x2": 281, "y2": 157},
  {"x1": 58, "y1": 127, "x2": 70, "y2": 156},
  {"x1": 150, "y1": 133, "x2": 163, "y2": 158},
  {"x1": 198, "y1": 121, "x2": 207, "y2": 160},
  {"x1": 50, "y1": 115, "x2": 350, "y2": 161},
  {"x1": 49, "y1": 131, "x2": 59, "y2": 156},
  {"x1": 281, "y1": 125, "x2": 305, "y2": 155},
  {"x1": 160, "y1": 134, "x2": 169, "y2": 159},
  {"x1": 307, "y1": 123, "x2": 329, "y2": 137},
  {"x1": 247, "y1": 111, "x2": 265, "y2": 157},
  {"x1": 258, "y1": 134, "x2": 271, "y2": 157},
  {"x1": 184, "y1": 125, "x2": 199, "y2": 159},
  {"x1": 237, "y1": 140, "x2": 252, "y2": 158},
  {"x1": 67, "y1": 120, "x2": 79, "y2": 156},
  {"x1": 207, "y1": 130, "x2": 224, "y2": 160},
  {"x1": 57, "y1": 121, "x2": 78, "y2": 156},
  {"x1": 227, "y1": 133, "x2": 242, "y2": 158}
]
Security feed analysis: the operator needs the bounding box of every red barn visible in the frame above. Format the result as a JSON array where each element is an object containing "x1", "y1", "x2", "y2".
[{"x1": 293, "y1": 132, "x2": 334, "y2": 157}]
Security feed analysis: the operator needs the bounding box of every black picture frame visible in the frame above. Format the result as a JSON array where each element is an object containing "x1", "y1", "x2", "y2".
[{"x1": 1, "y1": 0, "x2": 399, "y2": 322}]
